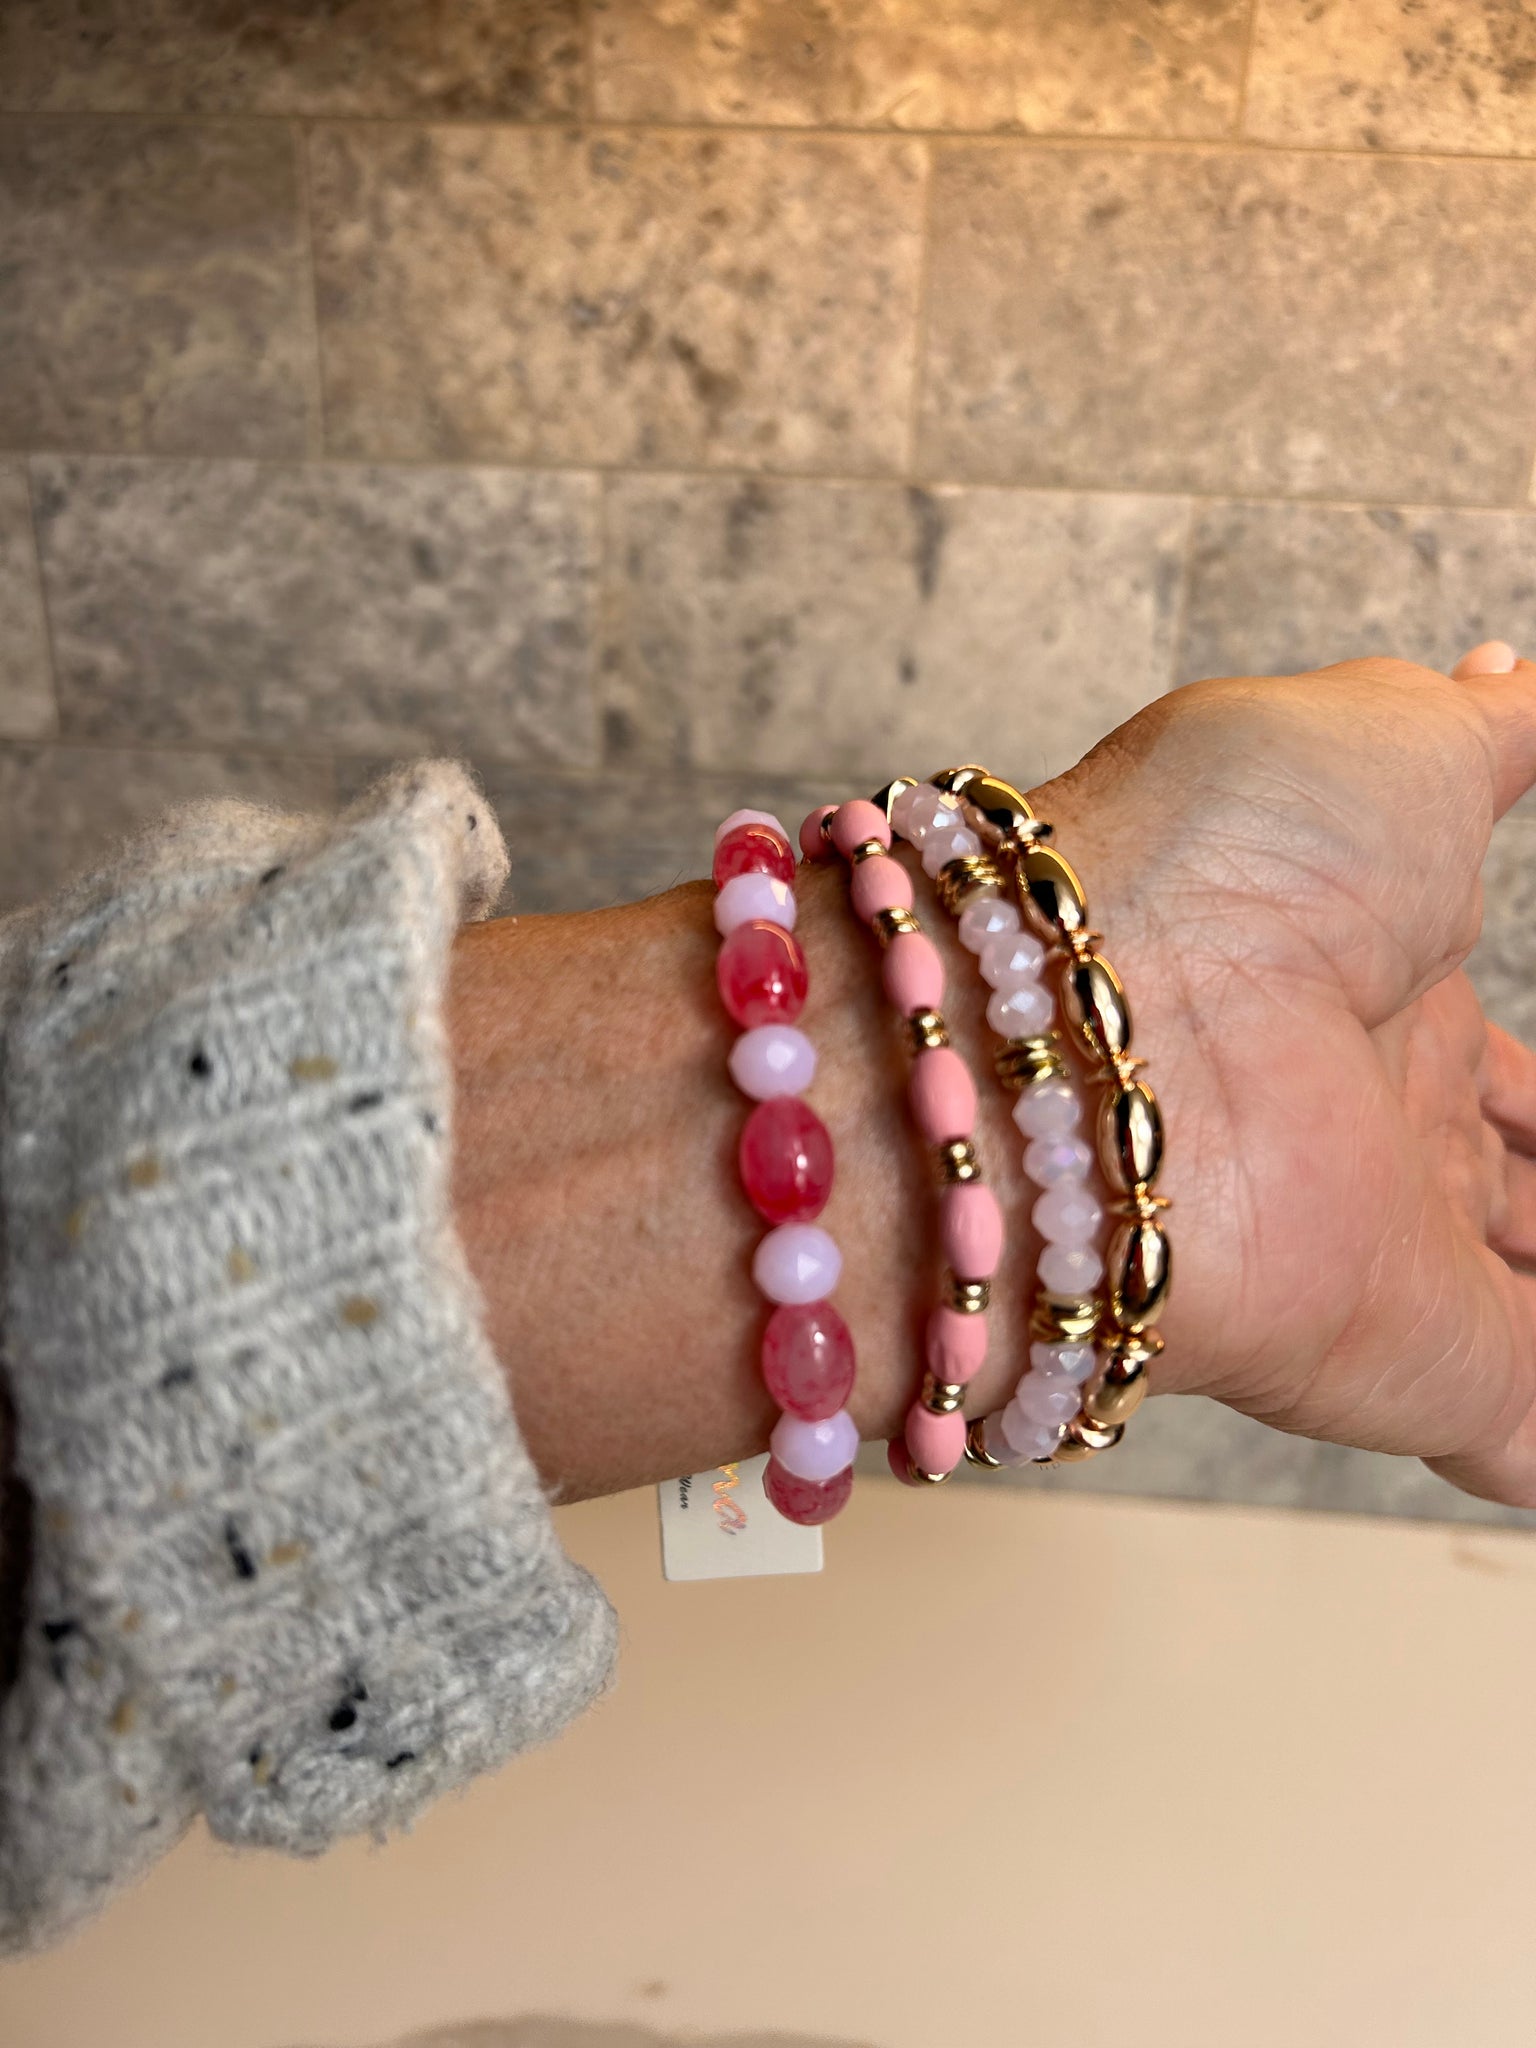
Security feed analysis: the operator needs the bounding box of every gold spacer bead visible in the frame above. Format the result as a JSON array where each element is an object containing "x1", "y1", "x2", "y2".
[
  {"x1": 921, "y1": 1374, "x2": 967, "y2": 1415},
  {"x1": 936, "y1": 1137, "x2": 981, "y2": 1185},
  {"x1": 849, "y1": 836, "x2": 887, "y2": 865},
  {"x1": 945, "y1": 1273, "x2": 991, "y2": 1315},
  {"x1": 935, "y1": 852, "x2": 1006, "y2": 918},
  {"x1": 1030, "y1": 1295, "x2": 1101, "y2": 1344},
  {"x1": 993, "y1": 1034, "x2": 1069, "y2": 1092},
  {"x1": 870, "y1": 904, "x2": 921, "y2": 947},
  {"x1": 964, "y1": 1417, "x2": 1004, "y2": 1468},
  {"x1": 905, "y1": 1457, "x2": 951, "y2": 1485},
  {"x1": 906, "y1": 1008, "x2": 950, "y2": 1053},
  {"x1": 1065, "y1": 927, "x2": 1103, "y2": 964}
]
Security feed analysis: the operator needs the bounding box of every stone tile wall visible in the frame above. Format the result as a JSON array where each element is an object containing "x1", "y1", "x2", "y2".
[{"x1": 4, "y1": 1, "x2": 1536, "y2": 1522}]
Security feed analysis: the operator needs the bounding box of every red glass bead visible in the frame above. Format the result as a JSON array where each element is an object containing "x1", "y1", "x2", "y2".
[
  {"x1": 764, "y1": 1455, "x2": 853, "y2": 1526},
  {"x1": 739, "y1": 1097, "x2": 834, "y2": 1224},
  {"x1": 761, "y1": 1300, "x2": 856, "y2": 1420},
  {"x1": 717, "y1": 920, "x2": 808, "y2": 1028},
  {"x1": 713, "y1": 822, "x2": 796, "y2": 890}
]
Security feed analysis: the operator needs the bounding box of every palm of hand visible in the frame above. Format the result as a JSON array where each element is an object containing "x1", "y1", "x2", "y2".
[{"x1": 1044, "y1": 657, "x2": 1536, "y2": 1505}]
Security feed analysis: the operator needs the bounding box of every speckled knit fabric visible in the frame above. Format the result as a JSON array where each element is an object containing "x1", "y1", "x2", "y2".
[{"x1": 0, "y1": 763, "x2": 618, "y2": 1954}]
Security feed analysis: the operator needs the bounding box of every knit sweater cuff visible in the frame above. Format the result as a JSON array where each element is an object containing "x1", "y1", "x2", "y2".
[{"x1": 0, "y1": 764, "x2": 617, "y2": 1954}]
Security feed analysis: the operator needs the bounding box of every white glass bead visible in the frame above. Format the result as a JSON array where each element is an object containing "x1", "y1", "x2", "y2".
[
  {"x1": 986, "y1": 981, "x2": 1054, "y2": 1039},
  {"x1": 921, "y1": 824, "x2": 981, "y2": 878},
  {"x1": 979, "y1": 930, "x2": 1047, "y2": 989},
  {"x1": 1024, "y1": 1134, "x2": 1093, "y2": 1185},
  {"x1": 752, "y1": 1223, "x2": 843, "y2": 1305},
  {"x1": 1030, "y1": 1340, "x2": 1096, "y2": 1384},
  {"x1": 1033, "y1": 1181, "x2": 1103, "y2": 1247},
  {"x1": 890, "y1": 781, "x2": 936, "y2": 841},
  {"x1": 1012, "y1": 1373, "x2": 1083, "y2": 1425},
  {"x1": 1012, "y1": 1077, "x2": 1081, "y2": 1139},
  {"x1": 999, "y1": 1405, "x2": 1064, "y2": 1461},
  {"x1": 714, "y1": 807, "x2": 786, "y2": 846},
  {"x1": 1038, "y1": 1241, "x2": 1105, "y2": 1295},
  {"x1": 714, "y1": 871, "x2": 796, "y2": 936},
  {"x1": 770, "y1": 1407, "x2": 859, "y2": 1483},
  {"x1": 958, "y1": 896, "x2": 1020, "y2": 953},
  {"x1": 728, "y1": 1024, "x2": 817, "y2": 1101},
  {"x1": 981, "y1": 1411, "x2": 1032, "y2": 1467},
  {"x1": 902, "y1": 786, "x2": 964, "y2": 851}
]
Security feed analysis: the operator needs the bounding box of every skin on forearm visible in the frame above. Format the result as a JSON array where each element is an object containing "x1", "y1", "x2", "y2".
[{"x1": 448, "y1": 785, "x2": 1204, "y2": 1504}]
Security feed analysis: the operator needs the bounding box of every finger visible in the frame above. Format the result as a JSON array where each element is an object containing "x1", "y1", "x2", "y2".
[
  {"x1": 1453, "y1": 656, "x2": 1536, "y2": 819},
  {"x1": 1423, "y1": 1256, "x2": 1536, "y2": 1508},
  {"x1": 1453, "y1": 640, "x2": 1518, "y2": 680},
  {"x1": 1479, "y1": 1022, "x2": 1536, "y2": 1155}
]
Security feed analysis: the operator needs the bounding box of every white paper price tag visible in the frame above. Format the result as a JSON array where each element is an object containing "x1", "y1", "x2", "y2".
[{"x1": 657, "y1": 1454, "x2": 824, "y2": 1581}]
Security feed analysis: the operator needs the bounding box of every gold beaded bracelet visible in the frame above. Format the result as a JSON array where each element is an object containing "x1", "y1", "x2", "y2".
[{"x1": 878, "y1": 767, "x2": 1171, "y2": 1468}]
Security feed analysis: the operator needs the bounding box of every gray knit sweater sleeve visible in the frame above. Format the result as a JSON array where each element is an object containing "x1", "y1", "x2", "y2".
[{"x1": 0, "y1": 763, "x2": 618, "y2": 1954}]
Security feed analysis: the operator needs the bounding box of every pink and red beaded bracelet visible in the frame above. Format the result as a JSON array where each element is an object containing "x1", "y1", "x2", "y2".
[{"x1": 713, "y1": 808, "x2": 859, "y2": 1526}]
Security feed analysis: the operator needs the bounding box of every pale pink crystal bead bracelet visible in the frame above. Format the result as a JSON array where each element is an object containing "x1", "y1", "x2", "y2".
[
  {"x1": 805, "y1": 797, "x2": 1001, "y2": 1487},
  {"x1": 713, "y1": 807, "x2": 859, "y2": 1527},
  {"x1": 886, "y1": 778, "x2": 1109, "y2": 1467}
]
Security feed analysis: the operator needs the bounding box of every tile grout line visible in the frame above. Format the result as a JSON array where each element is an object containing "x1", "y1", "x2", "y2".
[
  {"x1": 902, "y1": 140, "x2": 938, "y2": 478},
  {"x1": 18, "y1": 458, "x2": 64, "y2": 743},
  {"x1": 290, "y1": 120, "x2": 330, "y2": 460},
  {"x1": 1165, "y1": 497, "x2": 1203, "y2": 693},
  {"x1": 4, "y1": 103, "x2": 1536, "y2": 168},
  {"x1": 1231, "y1": 0, "x2": 1264, "y2": 140}
]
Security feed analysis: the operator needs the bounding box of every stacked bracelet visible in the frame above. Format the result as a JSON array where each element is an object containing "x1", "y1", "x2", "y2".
[
  {"x1": 806, "y1": 799, "x2": 1002, "y2": 1487},
  {"x1": 928, "y1": 770, "x2": 1171, "y2": 1468},
  {"x1": 885, "y1": 778, "x2": 1107, "y2": 1465},
  {"x1": 713, "y1": 808, "x2": 859, "y2": 1526}
]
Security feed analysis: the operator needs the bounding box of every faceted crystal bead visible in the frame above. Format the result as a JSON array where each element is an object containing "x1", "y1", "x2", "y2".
[
  {"x1": 981, "y1": 1412, "x2": 1032, "y2": 1467},
  {"x1": 921, "y1": 825, "x2": 982, "y2": 878},
  {"x1": 740, "y1": 1096, "x2": 834, "y2": 1224},
  {"x1": 1038, "y1": 1241, "x2": 1105, "y2": 1295},
  {"x1": 986, "y1": 980, "x2": 1054, "y2": 1038},
  {"x1": 1012, "y1": 1373, "x2": 1082, "y2": 1424},
  {"x1": 752, "y1": 1222, "x2": 842, "y2": 1304},
  {"x1": 770, "y1": 1407, "x2": 859, "y2": 1482},
  {"x1": 1012, "y1": 1077, "x2": 1081, "y2": 1139},
  {"x1": 1023, "y1": 1134, "x2": 1093, "y2": 1185},
  {"x1": 979, "y1": 930, "x2": 1047, "y2": 988},
  {"x1": 712, "y1": 822, "x2": 796, "y2": 889},
  {"x1": 764, "y1": 1456, "x2": 853, "y2": 1525},
  {"x1": 1033, "y1": 1181, "x2": 1103, "y2": 1247},
  {"x1": 891, "y1": 781, "x2": 939, "y2": 841},
  {"x1": 1030, "y1": 1340, "x2": 1097, "y2": 1384},
  {"x1": 901, "y1": 786, "x2": 965, "y2": 851},
  {"x1": 715, "y1": 872, "x2": 796, "y2": 937},
  {"x1": 728, "y1": 1023, "x2": 817, "y2": 1101},
  {"x1": 958, "y1": 895, "x2": 1019, "y2": 953},
  {"x1": 762, "y1": 1301, "x2": 857, "y2": 1420},
  {"x1": 717, "y1": 920, "x2": 808, "y2": 1028},
  {"x1": 999, "y1": 1405, "x2": 1064, "y2": 1461}
]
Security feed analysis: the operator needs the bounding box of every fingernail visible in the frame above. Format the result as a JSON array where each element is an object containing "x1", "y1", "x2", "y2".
[{"x1": 1454, "y1": 640, "x2": 1519, "y2": 679}]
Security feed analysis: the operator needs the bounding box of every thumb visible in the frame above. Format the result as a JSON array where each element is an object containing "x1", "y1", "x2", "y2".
[{"x1": 1451, "y1": 642, "x2": 1536, "y2": 820}]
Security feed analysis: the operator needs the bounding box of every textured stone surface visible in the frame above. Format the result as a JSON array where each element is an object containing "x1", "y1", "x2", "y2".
[
  {"x1": 0, "y1": 118, "x2": 313, "y2": 457},
  {"x1": 309, "y1": 124, "x2": 924, "y2": 473},
  {"x1": 603, "y1": 476, "x2": 1186, "y2": 782},
  {"x1": 1245, "y1": 0, "x2": 1536, "y2": 154},
  {"x1": 920, "y1": 146, "x2": 1536, "y2": 503},
  {"x1": 0, "y1": 743, "x2": 337, "y2": 914},
  {"x1": 0, "y1": 462, "x2": 53, "y2": 739},
  {"x1": 0, "y1": 0, "x2": 585, "y2": 119},
  {"x1": 31, "y1": 458, "x2": 600, "y2": 760},
  {"x1": 594, "y1": 0, "x2": 1248, "y2": 137},
  {"x1": 1179, "y1": 502, "x2": 1536, "y2": 687}
]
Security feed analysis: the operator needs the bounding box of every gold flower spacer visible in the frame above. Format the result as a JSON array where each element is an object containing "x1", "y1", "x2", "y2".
[
  {"x1": 964, "y1": 1417, "x2": 1004, "y2": 1468},
  {"x1": 906, "y1": 1008, "x2": 950, "y2": 1053},
  {"x1": 870, "y1": 904, "x2": 921, "y2": 947},
  {"x1": 1109, "y1": 1188, "x2": 1172, "y2": 1223},
  {"x1": 993, "y1": 1033, "x2": 1070, "y2": 1092},
  {"x1": 936, "y1": 1137, "x2": 981, "y2": 1184},
  {"x1": 849, "y1": 837, "x2": 887, "y2": 865},
  {"x1": 944, "y1": 1273, "x2": 991, "y2": 1315},
  {"x1": 921, "y1": 1374, "x2": 966, "y2": 1414}
]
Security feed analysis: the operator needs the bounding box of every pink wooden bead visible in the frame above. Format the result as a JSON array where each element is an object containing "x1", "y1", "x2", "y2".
[
  {"x1": 830, "y1": 799, "x2": 892, "y2": 859},
  {"x1": 849, "y1": 854, "x2": 914, "y2": 923},
  {"x1": 799, "y1": 805, "x2": 837, "y2": 861},
  {"x1": 925, "y1": 1303, "x2": 989, "y2": 1385},
  {"x1": 881, "y1": 930, "x2": 945, "y2": 1015},
  {"x1": 908, "y1": 1046, "x2": 977, "y2": 1144},
  {"x1": 887, "y1": 1438, "x2": 922, "y2": 1486},
  {"x1": 905, "y1": 1401, "x2": 967, "y2": 1478},
  {"x1": 765, "y1": 1456, "x2": 853, "y2": 1525},
  {"x1": 941, "y1": 1181, "x2": 1004, "y2": 1280}
]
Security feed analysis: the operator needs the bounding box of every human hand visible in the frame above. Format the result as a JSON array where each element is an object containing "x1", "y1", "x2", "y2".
[{"x1": 1037, "y1": 645, "x2": 1536, "y2": 1505}]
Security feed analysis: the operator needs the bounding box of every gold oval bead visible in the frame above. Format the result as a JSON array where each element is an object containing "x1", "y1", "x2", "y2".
[
  {"x1": 1083, "y1": 1348, "x2": 1150, "y2": 1427},
  {"x1": 958, "y1": 772, "x2": 1036, "y2": 844},
  {"x1": 1062, "y1": 952, "x2": 1132, "y2": 1067},
  {"x1": 1108, "y1": 1216, "x2": 1172, "y2": 1330},
  {"x1": 907, "y1": 1008, "x2": 950, "y2": 1053},
  {"x1": 1097, "y1": 1077, "x2": 1164, "y2": 1193},
  {"x1": 936, "y1": 1137, "x2": 981, "y2": 1185},
  {"x1": 1017, "y1": 841, "x2": 1090, "y2": 943},
  {"x1": 946, "y1": 1274, "x2": 991, "y2": 1315}
]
